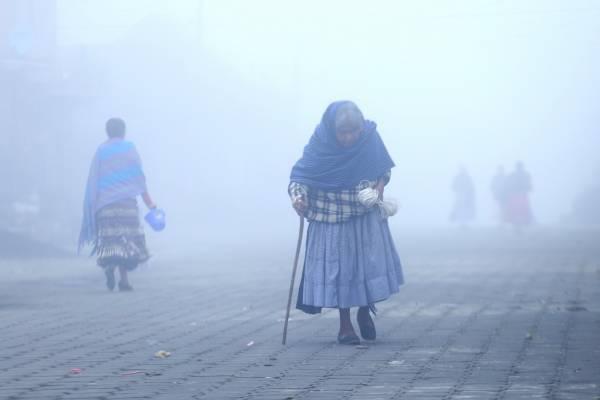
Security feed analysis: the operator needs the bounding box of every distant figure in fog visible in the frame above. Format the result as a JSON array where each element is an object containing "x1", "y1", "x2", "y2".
[
  {"x1": 450, "y1": 166, "x2": 476, "y2": 225},
  {"x1": 79, "y1": 118, "x2": 157, "y2": 291},
  {"x1": 505, "y1": 161, "x2": 533, "y2": 228},
  {"x1": 289, "y1": 101, "x2": 403, "y2": 345},
  {"x1": 571, "y1": 166, "x2": 600, "y2": 225},
  {"x1": 491, "y1": 165, "x2": 509, "y2": 223}
]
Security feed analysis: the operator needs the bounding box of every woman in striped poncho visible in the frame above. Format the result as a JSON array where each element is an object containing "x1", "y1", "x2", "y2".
[{"x1": 79, "y1": 118, "x2": 157, "y2": 291}]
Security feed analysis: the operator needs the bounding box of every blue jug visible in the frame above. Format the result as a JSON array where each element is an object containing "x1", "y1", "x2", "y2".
[{"x1": 144, "y1": 208, "x2": 166, "y2": 232}]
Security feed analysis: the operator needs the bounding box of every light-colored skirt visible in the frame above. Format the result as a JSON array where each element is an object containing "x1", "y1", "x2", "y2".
[{"x1": 296, "y1": 209, "x2": 403, "y2": 314}]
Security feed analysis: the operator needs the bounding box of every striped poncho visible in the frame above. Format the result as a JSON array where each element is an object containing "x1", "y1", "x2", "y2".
[{"x1": 78, "y1": 138, "x2": 148, "y2": 253}]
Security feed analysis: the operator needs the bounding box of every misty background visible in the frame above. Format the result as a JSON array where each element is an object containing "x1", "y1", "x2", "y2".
[{"x1": 1, "y1": 0, "x2": 599, "y2": 257}]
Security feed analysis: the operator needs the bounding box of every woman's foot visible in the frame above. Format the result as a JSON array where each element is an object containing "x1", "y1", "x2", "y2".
[
  {"x1": 118, "y1": 266, "x2": 132, "y2": 291},
  {"x1": 337, "y1": 332, "x2": 361, "y2": 345},
  {"x1": 118, "y1": 281, "x2": 134, "y2": 292},
  {"x1": 338, "y1": 308, "x2": 360, "y2": 345},
  {"x1": 104, "y1": 267, "x2": 116, "y2": 291},
  {"x1": 357, "y1": 307, "x2": 376, "y2": 340}
]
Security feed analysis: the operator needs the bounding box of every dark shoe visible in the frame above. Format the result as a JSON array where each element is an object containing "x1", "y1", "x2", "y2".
[
  {"x1": 118, "y1": 282, "x2": 134, "y2": 292},
  {"x1": 104, "y1": 267, "x2": 115, "y2": 291},
  {"x1": 357, "y1": 310, "x2": 376, "y2": 341},
  {"x1": 337, "y1": 333, "x2": 361, "y2": 345}
]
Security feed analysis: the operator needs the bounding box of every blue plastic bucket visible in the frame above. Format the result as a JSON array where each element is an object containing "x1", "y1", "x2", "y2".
[{"x1": 144, "y1": 208, "x2": 166, "y2": 232}]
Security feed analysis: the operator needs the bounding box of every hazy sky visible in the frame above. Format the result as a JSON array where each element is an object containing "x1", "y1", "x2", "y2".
[{"x1": 54, "y1": 0, "x2": 600, "y2": 229}]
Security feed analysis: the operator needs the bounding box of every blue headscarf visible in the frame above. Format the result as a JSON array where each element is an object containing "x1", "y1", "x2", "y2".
[{"x1": 290, "y1": 101, "x2": 395, "y2": 190}]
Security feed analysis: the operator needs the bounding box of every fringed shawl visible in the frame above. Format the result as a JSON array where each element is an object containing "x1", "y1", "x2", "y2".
[{"x1": 78, "y1": 139, "x2": 147, "y2": 253}]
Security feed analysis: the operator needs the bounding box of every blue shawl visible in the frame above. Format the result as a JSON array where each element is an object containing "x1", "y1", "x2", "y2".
[
  {"x1": 78, "y1": 139, "x2": 147, "y2": 253},
  {"x1": 290, "y1": 101, "x2": 395, "y2": 190}
]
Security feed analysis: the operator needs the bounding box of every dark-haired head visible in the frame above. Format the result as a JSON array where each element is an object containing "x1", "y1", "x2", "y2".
[
  {"x1": 106, "y1": 118, "x2": 126, "y2": 138},
  {"x1": 516, "y1": 161, "x2": 524, "y2": 171}
]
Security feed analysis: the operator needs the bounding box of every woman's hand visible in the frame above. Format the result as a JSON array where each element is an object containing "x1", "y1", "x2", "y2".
[
  {"x1": 292, "y1": 197, "x2": 307, "y2": 216},
  {"x1": 142, "y1": 192, "x2": 157, "y2": 210},
  {"x1": 375, "y1": 180, "x2": 385, "y2": 200}
]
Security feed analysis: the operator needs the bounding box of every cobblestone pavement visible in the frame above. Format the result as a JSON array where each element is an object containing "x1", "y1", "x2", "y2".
[{"x1": 1, "y1": 229, "x2": 599, "y2": 400}]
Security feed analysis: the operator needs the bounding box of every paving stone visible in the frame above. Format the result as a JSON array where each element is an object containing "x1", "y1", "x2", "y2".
[{"x1": 0, "y1": 230, "x2": 598, "y2": 399}]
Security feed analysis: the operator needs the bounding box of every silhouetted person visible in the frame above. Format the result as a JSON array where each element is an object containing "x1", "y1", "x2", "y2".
[
  {"x1": 79, "y1": 118, "x2": 158, "y2": 291},
  {"x1": 491, "y1": 165, "x2": 508, "y2": 223},
  {"x1": 450, "y1": 166, "x2": 476, "y2": 225},
  {"x1": 571, "y1": 166, "x2": 600, "y2": 225},
  {"x1": 505, "y1": 161, "x2": 533, "y2": 229}
]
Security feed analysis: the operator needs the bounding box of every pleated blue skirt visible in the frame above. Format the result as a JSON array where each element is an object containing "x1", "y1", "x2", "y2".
[{"x1": 296, "y1": 209, "x2": 404, "y2": 314}]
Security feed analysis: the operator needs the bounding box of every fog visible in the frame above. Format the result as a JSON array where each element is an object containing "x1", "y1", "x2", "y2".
[{"x1": 2, "y1": 0, "x2": 599, "y2": 255}]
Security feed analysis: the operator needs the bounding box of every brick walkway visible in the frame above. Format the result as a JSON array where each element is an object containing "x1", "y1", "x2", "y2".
[{"x1": 1, "y1": 229, "x2": 599, "y2": 399}]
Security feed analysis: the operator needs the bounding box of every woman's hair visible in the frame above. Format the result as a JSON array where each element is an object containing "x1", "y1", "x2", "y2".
[
  {"x1": 105, "y1": 118, "x2": 126, "y2": 138},
  {"x1": 334, "y1": 102, "x2": 364, "y2": 133}
]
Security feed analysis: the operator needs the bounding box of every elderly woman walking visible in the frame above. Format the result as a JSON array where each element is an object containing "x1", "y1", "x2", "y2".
[
  {"x1": 289, "y1": 101, "x2": 404, "y2": 345},
  {"x1": 79, "y1": 118, "x2": 157, "y2": 291}
]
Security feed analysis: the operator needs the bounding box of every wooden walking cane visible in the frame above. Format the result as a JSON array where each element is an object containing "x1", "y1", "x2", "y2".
[{"x1": 282, "y1": 215, "x2": 305, "y2": 345}]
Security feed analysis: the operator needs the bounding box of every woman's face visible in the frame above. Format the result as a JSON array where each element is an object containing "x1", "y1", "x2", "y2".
[{"x1": 335, "y1": 126, "x2": 362, "y2": 148}]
